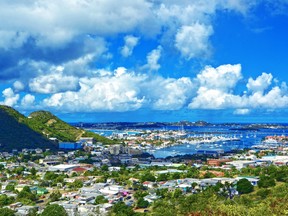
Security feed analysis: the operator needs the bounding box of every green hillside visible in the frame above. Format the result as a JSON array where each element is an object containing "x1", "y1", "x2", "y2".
[
  {"x1": 0, "y1": 106, "x2": 57, "y2": 151},
  {"x1": 27, "y1": 111, "x2": 82, "y2": 142},
  {"x1": 0, "y1": 105, "x2": 116, "y2": 152},
  {"x1": 27, "y1": 110, "x2": 116, "y2": 144}
]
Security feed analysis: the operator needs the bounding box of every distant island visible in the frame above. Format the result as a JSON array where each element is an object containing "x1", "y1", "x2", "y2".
[{"x1": 72, "y1": 121, "x2": 288, "y2": 130}]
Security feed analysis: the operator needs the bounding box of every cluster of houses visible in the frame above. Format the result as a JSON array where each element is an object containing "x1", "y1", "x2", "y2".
[{"x1": 0, "y1": 132, "x2": 288, "y2": 215}]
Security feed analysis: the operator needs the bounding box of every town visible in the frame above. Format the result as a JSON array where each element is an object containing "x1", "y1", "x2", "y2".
[{"x1": 0, "y1": 131, "x2": 288, "y2": 215}]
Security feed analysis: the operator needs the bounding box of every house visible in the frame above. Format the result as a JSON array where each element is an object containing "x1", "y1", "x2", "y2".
[
  {"x1": 70, "y1": 167, "x2": 88, "y2": 174},
  {"x1": 59, "y1": 142, "x2": 82, "y2": 150},
  {"x1": 78, "y1": 205, "x2": 97, "y2": 215},
  {"x1": 207, "y1": 159, "x2": 231, "y2": 166},
  {"x1": 212, "y1": 177, "x2": 236, "y2": 185},
  {"x1": 59, "y1": 203, "x2": 78, "y2": 216},
  {"x1": 76, "y1": 195, "x2": 96, "y2": 204},
  {"x1": 226, "y1": 160, "x2": 256, "y2": 170},
  {"x1": 107, "y1": 185, "x2": 123, "y2": 192},
  {"x1": 155, "y1": 169, "x2": 185, "y2": 175},
  {"x1": 16, "y1": 205, "x2": 37, "y2": 216},
  {"x1": 108, "y1": 167, "x2": 121, "y2": 172},
  {"x1": 35, "y1": 148, "x2": 43, "y2": 154},
  {"x1": 142, "y1": 181, "x2": 155, "y2": 189},
  {"x1": 150, "y1": 162, "x2": 173, "y2": 167},
  {"x1": 30, "y1": 187, "x2": 48, "y2": 195},
  {"x1": 96, "y1": 203, "x2": 113, "y2": 215},
  {"x1": 177, "y1": 183, "x2": 192, "y2": 192},
  {"x1": 79, "y1": 137, "x2": 95, "y2": 145},
  {"x1": 144, "y1": 194, "x2": 161, "y2": 203},
  {"x1": 15, "y1": 184, "x2": 29, "y2": 192},
  {"x1": 48, "y1": 164, "x2": 78, "y2": 172}
]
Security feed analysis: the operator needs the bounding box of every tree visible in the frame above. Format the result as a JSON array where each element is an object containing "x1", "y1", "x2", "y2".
[
  {"x1": 171, "y1": 172, "x2": 181, "y2": 180},
  {"x1": 236, "y1": 178, "x2": 254, "y2": 194},
  {"x1": 173, "y1": 188, "x2": 183, "y2": 198},
  {"x1": 22, "y1": 186, "x2": 31, "y2": 193},
  {"x1": 108, "y1": 201, "x2": 134, "y2": 216},
  {"x1": 191, "y1": 182, "x2": 198, "y2": 189},
  {"x1": 41, "y1": 204, "x2": 68, "y2": 216},
  {"x1": 44, "y1": 172, "x2": 58, "y2": 181},
  {"x1": 203, "y1": 171, "x2": 215, "y2": 178},
  {"x1": 13, "y1": 166, "x2": 25, "y2": 175},
  {"x1": 140, "y1": 172, "x2": 156, "y2": 182},
  {"x1": 0, "y1": 195, "x2": 15, "y2": 207},
  {"x1": 136, "y1": 197, "x2": 149, "y2": 208},
  {"x1": 17, "y1": 186, "x2": 36, "y2": 202},
  {"x1": 5, "y1": 184, "x2": 15, "y2": 192},
  {"x1": 0, "y1": 207, "x2": 15, "y2": 216},
  {"x1": 157, "y1": 173, "x2": 168, "y2": 182},
  {"x1": 256, "y1": 188, "x2": 270, "y2": 199},
  {"x1": 152, "y1": 199, "x2": 178, "y2": 216},
  {"x1": 101, "y1": 165, "x2": 109, "y2": 172},
  {"x1": 274, "y1": 167, "x2": 288, "y2": 182},
  {"x1": 30, "y1": 167, "x2": 37, "y2": 176},
  {"x1": 156, "y1": 188, "x2": 169, "y2": 198},
  {"x1": 94, "y1": 195, "x2": 108, "y2": 205},
  {"x1": 27, "y1": 208, "x2": 38, "y2": 216},
  {"x1": 134, "y1": 191, "x2": 149, "y2": 200},
  {"x1": 49, "y1": 191, "x2": 62, "y2": 202},
  {"x1": 258, "y1": 175, "x2": 276, "y2": 188},
  {"x1": 68, "y1": 179, "x2": 83, "y2": 189}
]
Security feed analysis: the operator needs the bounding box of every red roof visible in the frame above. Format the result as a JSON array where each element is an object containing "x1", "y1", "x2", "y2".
[{"x1": 72, "y1": 167, "x2": 87, "y2": 172}]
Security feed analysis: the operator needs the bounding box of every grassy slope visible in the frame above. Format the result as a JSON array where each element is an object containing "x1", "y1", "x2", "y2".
[
  {"x1": 27, "y1": 111, "x2": 117, "y2": 144},
  {"x1": 0, "y1": 106, "x2": 57, "y2": 151},
  {"x1": 27, "y1": 111, "x2": 82, "y2": 142},
  {"x1": 0, "y1": 106, "x2": 117, "y2": 148}
]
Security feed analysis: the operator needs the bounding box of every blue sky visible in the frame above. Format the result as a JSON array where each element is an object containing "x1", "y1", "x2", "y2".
[{"x1": 1, "y1": 0, "x2": 288, "y2": 123}]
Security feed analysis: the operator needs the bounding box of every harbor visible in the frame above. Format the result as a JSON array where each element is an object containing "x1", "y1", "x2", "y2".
[{"x1": 89, "y1": 124, "x2": 288, "y2": 158}]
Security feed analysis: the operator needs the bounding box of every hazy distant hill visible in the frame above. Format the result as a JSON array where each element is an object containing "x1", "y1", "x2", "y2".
[{"x1": 0, "y1": 105, "x2": 115, "y2": 151}]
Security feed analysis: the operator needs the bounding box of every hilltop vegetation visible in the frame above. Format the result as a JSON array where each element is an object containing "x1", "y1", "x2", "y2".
[
  {"x1": 0, "y1": 106, "x2": 57, "y2": 151},
  {"x1": 27, "y1": 110, "x2": 116, "y2": 144},
  {"x1": 0, "y1": 105, "x2": 116, "y2": 151},
  {"x1": 28, "y1": 111, "x2": 82, "y2": 142}
]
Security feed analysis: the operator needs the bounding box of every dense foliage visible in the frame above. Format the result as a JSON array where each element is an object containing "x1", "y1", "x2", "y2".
[
  {"x1": 41, "y1": 204, "x2": 68, "y2": 216},
  {"x1": 236, "y1": 178, "x2": 254, "y2": 194},
  {"x1": 0, "y1": 207, "x2": 15, "y2": 216}
]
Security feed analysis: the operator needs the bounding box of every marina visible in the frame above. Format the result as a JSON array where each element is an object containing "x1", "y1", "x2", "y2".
[{"x1": 90, "y1": 124, "x2": 288, "y2": 158}]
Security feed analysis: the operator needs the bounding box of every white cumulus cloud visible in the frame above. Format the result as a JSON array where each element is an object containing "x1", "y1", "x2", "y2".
[
  {"x1": 150, "y1": 77, "x2": 194, "y2": 110},
  {"x1": 189, "y1": 64, "x2": 288, "y2": 112},
  {"x1": 196, "y1": 64, "x2": 242, "y2": 90},
  {"x1": 43, "y1": 68, "x2": 146, "y2": 112},
  {"x1": 41, "y1": 67, "x2": 195, "y2": 112},
  {"x1": 175, "y1": 24, "x2": 213, "y2": 59},
  {"x1": 29, "y1": 72, "x2": 79, "y2": 94},
  {"x1": 13, "y1": 81, "x2": 25, "y2": 91},
  {"x1": 21, "y1": 94, "x2": 35, "y2": 107},
  {"x1": 0, "y1": 88, "x2": 19, "y2": 106},
  {"x1": 143, "y1": 46, "x2": 162, "y2": 71},
  {"x1": 0, "y1": 0, "x2": 155, "y2": 49},
  {"x1": 246, "y1": 72, "x2": 273, "y2": 93},
  {"x1": 120, "y1": 35, "x2": 139, "y2": 57}
]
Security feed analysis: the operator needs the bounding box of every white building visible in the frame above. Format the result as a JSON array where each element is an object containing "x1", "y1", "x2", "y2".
[{"x1": 48, "y1": 164, "x2": 78, "y2": 172}]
